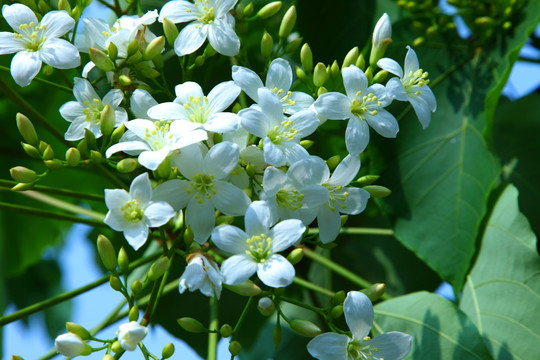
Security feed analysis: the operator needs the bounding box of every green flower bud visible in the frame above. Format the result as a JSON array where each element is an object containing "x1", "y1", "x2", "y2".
[
  {"x1": 163, "y1": 18, "x2": 179, "y2": 48},
  {"x1": 65, "y1": 147, "x2": 81, "y2": 166},
  {"x1": 326, "y1": 155, "x2": 340, "y2": 171},
  {"x1": 10, "y1": 166, "x2": 37, "y2": 184},
  {"x1": 356, "y1": 174, "x2": 379, "y2": 186},
  {"x1": 110, "y1": 124, "x2": 125, "y2": 144},
  {"x1": 19, "y1": 0, "x2": 37, "y2": 11},
  {"x1": 296, "y1": 66, "x2": 307, "y2": 81},
  {"x1": 38, "y1": 140, "x2": 48, "y2": 153},
  {"x1": 285, "y1": 37, "x2": 302, "y2": 54},
  {"x1": 370, "y1": 13, "x2": 392, "y2": 66},
  {"x1": 100, "y1": 104, "x2": 115, "y2": 137},
  {"x1": 184, "y1": 226, "x2": 194, "y2": 247},
  {"x1": 44, "y1": 159, "x2": 63, "y2": 170},
  {"x1": 38, "y1": 0, "x2": 50, "y2": 14},
  {"x1": 290, "y1": 320, "x2": 322, "y2": 337},
  {"x1": 111, "y1": 341, "x2": 123, "y2": 353},
  {"x1": 363, "y1": 185, "x2": 391, "y2": 198},
  {"x1": 300, "y1": 140, "x2": 313, "y2": 149},
  {"x1": 219, "y1": 324, "x2": 233, "y2": 338},
  {"x1": 15, "y1": 113, "x2": 39, "y2": 146},
  {"x1": 330, "y1": 305, "x2": 343, "y2": 319},
  {"x1": 361, "y1": 282, "x2": 386, "y2": 301},
  {"x1": 279, "y1": 5, "x2": 296, "y2": 39},
  {"x1": 118, "y1": 247, "x2": 130, "y2": 274},
  {"x1": 313, "y1": 62, "x2": 327, "y2": 87},
  {"x1": 143, "y1": 36, "x2": 165, "y2": 61},
  {"x1": 373, "y1": 69, "x2": 388, "y2": 83},
  {"x1": 261, "y1": 32, "x2": 273, "y2": 58},
  {"x1": 340, "y1": 214, "x2": 348, "y2": 226},
  {"x1": 503, "y1": 21, "x2": 512, "y2": 30},
  {"x1": 216, "y1": 215, "x2": 235, "y2": 226},
  {"x1": 139, "y1": 67, "x2": 160, "y2": 78},
  {"x1": 224, "y1": 280, "x2": 262, "y2": 296},
  {"x1": 286, "y1": 247, "x2": 304, "y2": 265},
  {"x1": 412, "y1": 37, "x2": 425, "y2": 47},
  {"x1": 177, "y1": 317, "x2": 207, "y2": 333},
  {"x1": 42, "y1": 144, "x2": 54, "y2": 160},
  {"x1": 330, "y1": 60, "x2": 340, "y2": 79},
  {"x1": 317, "y1": 86, "x2": 328, "y2": 97},
  {"x1": 109, "y1": 275, "x2": 123, "y2": 291},
  {"x1": 148, "y1": 256, "x2": 169, "y2": 280},
  {"x1": 108, "y1": 42, "x2": 118, "y2": 61},
  {"x1": 131, "y1": 280, "x2": 143, "y2": 295},
  {"x1": 90, "y1": 150, "x2": 102, "y2": 163},
  {"x1": 117, "y1": 74, "x2": 131, "y2": 87},
  {"x1": 257, "y1": 297, "x2": 275, "y2": 316},
  {"x1": 256, "y1": 1, "x2": 281, "y2": 19},
  {"x1": 365, "y1": 66, "x2": 373, "y2": 83},
  {"x1": 58, "y1": 0, "x2": 71, "y2": 14},
  {"x1": 475, "y1": 16, "x2": 496, "y2": 27},
  {"x1": 232, "y1": 102, "x2": 242, "y2": 114},
  {"x1": 117, "y1": 158, "x2": 138, "y2": 173},
  {"x1": 332, "y1": 290, "x2": 346, "y2": 305},
  {"x1": 102, "y1": 354, "x2": 115, "y2": 360},
  {"x1": 11, "y1": 183, "x2": 34, "y2": 191},
  {"x1": 71, "y1": 5, "x2": 81, "y2": 21},
  {"x1": 155, "y1": 156, "x2": 171, "y2": 179},
  {"x1": 300, "y1": 43, "x2": 313, "y2": 73},
  {"x1": 273, "y1": 323, "x2": 282, "y2": 348},
  {"x1": 77, "y1": 139, "x2": 88, "y2": 157},
  {"x1": 129, "y1": 305, "x2": 139, "y2": 322},
  {"x1": 162, "y1": 343, "x2": 175, "y2": 359},
  {"x1": 21, "y1": 143, "x2": 41, "y2": 159},
  {"x1": 84, "y1": 128, "x2": 97, "y2": 148},
  {"x1": 127, "y1": 39, "x2": 140, "y2": 58},
  {"x1": 66, "y1": 322, "x2": 91, "y2": 340},
  {"x1": 97, "y1": 234, "x2": 117, "y2": 271},
  {"x1": 343, "y1": 46, "x2": 359, "y2": 68},
  {"x1": 204, "y1": 43, "x2": 217, "y2": 57},
  {"x1": 243, "y1": 2, "x2": 254, "y2": 17},
  {"x1": 89, "y1": 48, "x2": 114, "y2": 72},
  {"x1": 42, "y1": 65, "x2": 53, "y2": 76},
  {"x1": 194, "y1": 55, "x2": 205, "y2": 67},
  {"x1": 228, "y1": 341, "x2": 242, "y2": 356},
  {"x1": 355, "y1": 53, "x2": 365, "y2": 70}
]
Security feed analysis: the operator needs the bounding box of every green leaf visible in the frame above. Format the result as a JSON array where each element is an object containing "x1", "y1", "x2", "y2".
[
  {"x1": 374, "y1": 292, "x2": 493, "y2": 360},
  {"x1": 460, "y1": 185, "x2": 540, "y2": 360}
]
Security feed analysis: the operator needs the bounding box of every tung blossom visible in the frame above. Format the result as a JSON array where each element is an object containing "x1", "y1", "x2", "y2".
[
  {"x1": 0, "y1": 4, "x2": 80, "y2": 86},
  {"x1": 55, "y1": 333, "x2": 89, "y2": 357},
  {"x1": 116, "y1": 322, "x2": 148, "y2": 351},
  {"x1": 179, "y1": 253, "x2": 223, "y2": 298}
]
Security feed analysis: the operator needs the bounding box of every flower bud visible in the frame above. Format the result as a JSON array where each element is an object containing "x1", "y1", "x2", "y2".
[
  {"x1": 261, "y1": 32, "x2": 273, "y2": 58},
  {"x1": 84, "y1": 128, "x2": 97, "y2": 148},
  {"x1": 131, "y1": 280, "x2": 143, "y2": 295},
  {"x1": 194, "y1": 55, "x2": 205, "y2": 67},
  {"x1": 143, "y1": 36, "x2": 165, "y2": 61},
  {"x1": 228, "y1": 341, "x2": 242, "y2": 356},
  {"x1": 363, "y1": 185, "x2": 391, "y2": 198},
  {"x1": 290, "y1": 320, "x2": 322, "y2": 337},
  {"x1": 38, "y1": 140, "x2": 48, "y2": 153},
  {"x1": 111, "y1": 341, "x2": 123, "y2": 353},
  {"x1": 100, "y1": 104, "x2": 115, "y2": 137},
  {"x1": 300, "y1": 140, "x2": 313, "y2": 149},
  {"x1": 340, "y1": 214, "x2": 348, "y2": 226},
  {"x1": 107, "y1": 42, "x2": 118, "y2": 61},
  {"x1": 117, "y1": 321, "x2": 148, "y2": 351},
  {"x1": 219, "y1": 324, "x2": 233, "y2": 338},
  {"x1": 16, "y1": 113, "x2": 38, "y2": 146},
  {"x1": 66, "y1": 322, "x2": 91, "y2": 340},
  {"x1": 313, "y1": 63, "x2": 327, "y2": 87},
  {"x1": 77, "y1": 139, "x2": 88, "y2": 156},
  {"x1": 11, "y1": 183, "x2": 34, "y2": 191},
  {"x1": 279, "y1": 5, "x2": 296, "y2": 39},
  {"x1": 243, "y1": 2, "x2": 254, "y2": 17},
  {"x1": 300, "y1": 43, "x2": 313, "y2": 73},
  {"x1": 90, "y1": 150, "x2": 102, "y2": 163},
  {"x1": 10, "y1": 166, "x2": 37, "y2": 183},
  {"x1": 163, "y1": 18, "x2": 179, "y2": 48},
  {"x1": 373, "y1": 69, "x2": 388, "y2": 83},
  {"x1": 102, "y1": 354, "x2": 115, "y2": 360},
  {"x1": 330, "y1": 60, "x2": 340, "y2": 79},
  {"x1": 58, "y1": 0, "x2": 71, "y2": 13},
  {"x1": 89, "y1": 48, "x2": 114, "y2": 72},
  {"x1": 127, "y1": 39, "x2": 140, "y2": 58},
  {"x1": 296, "y1": 66, "x2": 307, "y2": 81},
  {"x1": 317, "y1": 86, "x2": 327, "y2": 97},
  {"x1": 412, "y1": 37, "x2": 425, "y2": 47},
  {"x1": 343, "y1": 46, "x2": 359, "y2": 68},
  {"x1": 332, "y1": 290, "x2": 346, "y2": 305},
  {"x1": 55, "y1": 333, "x2": 91, "y2": 357},
  {"x1": 361, "y1": 282, "x2": 386, "y2": 301},
  {"x1": 21, "y1": 143, "x2": 41, "y2": 159},
  {"x1": 97, "y1": 234, "x2": 116, "y2": 271},
  {"x1": 110, "y1": 124, "x2": 125, "y2": 143},
  {"x1": 177, "y1": 317, "x2": 207, "y2": 333},
  {"x1": 162, "y1": 343, "x2": 175, "y2": 359},
  {"x1": 273, "y1": 323, "x2": 282, "y2": 348},
  {"x1": 118, "y1": 247, "x2": 129, "y2": 273},
  {"x1": 356, "y1": 175, "x2": 379, "y2": 186},
  {"x1": 129, "y1": 305, "x2": 139, "y2": 322},
  {"x1": 139, "y1": 67, "x2": 160, "y2": 78},
  {"x1": 330, "y1": 305, "x2": 343, "y2": 319},
  {"x1": 42, "y1": 144, "x2": 54, "y2": 160},
  {"x1": 370, "y1": 13, "x2": 392, "y2": 66},
  {"x1": 148, "y1": 256, "x2": 169, "y2": 280},
  {"x1": 224, "y1": 280, "x2": 262, "y2": 296},
  {"x1": 286, "y1": 247, "x2": 304, "y2": 265},
  {"x1": 285, "y1": 37, "x2": 302, "y2": 54},
  {"x1": 184, "y1": 226, "x2": 194, "y2": 247},
  {"x1": 326, "y1": 155, "x2": 340, "y2": 171},
  {"x1": 44, "y1": 159, "x2": 63, "y2": 170},
  {"x1": 355, "y1": 53, "x2": 366, "y2": 70},
  {"x1": 109, "y1": 275, "x2": 123, "y2": 291},
  {"x1": 65, "y1": 147, "x2": 81, "y2": 166},
  {"x1": 257, "y1": 297, "x2": 275, "y2": 316},
  {"x1": 216, "y1": 215, "x2": 235, "y2": 226},
  {"x1": 256, "y1": 1, "x2": 281, "y2": 19},
  {"x1": 115, "y1": 158, "x2": 137, "y2": 173}
]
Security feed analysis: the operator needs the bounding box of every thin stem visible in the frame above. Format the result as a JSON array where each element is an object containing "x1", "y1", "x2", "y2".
[
  {"x1": 232, "y1": 297, "x2": 254, "y2": 335},
  {"x1": 280, "y1": 296, "x2": 326, "y2": 315},
  {"x1": 293, "y1": 277, "x2": 335, "y2": 297},
  {"x1": 0, "y1": 65, "x2": 72, "y2": 92},
  {"x1": 0, "y1": 252, "x2": 161, "y2": 326},
  {"x1": 94, "y1": 162, "x2": 128, "y2": 189},
  {"x1": 141, "y1": 280, "x2": 161, "y2": 326},
  {"x1": 207, "y1": 297, "x2": 219, "y2": 360},
  {"x1": 0, "y1": 179, "x2": 104, "y2": 201},
  {"x1": 307, "y1": 227, "x2": 394, "y2": 237}
]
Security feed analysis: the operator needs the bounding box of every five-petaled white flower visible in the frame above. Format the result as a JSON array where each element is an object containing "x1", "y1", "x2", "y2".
[
  {"x1": 104, "y1": 173, "x2": 176, "y2": 250},
  {"x1": 377, "y1": 46, "x2": 437, "y2": 129},
  {"x1": 158, "y1": 0, "x2": 240, "y2": 56},
  {"x1": 0, "y1": 4, "x2": 80, "y2": 87},
  {"x1": 152, "y1": 142, "x2": 251, "y2": 244},
  {"x1": 116, "y1": 322, "x2": 148, "y2": 351},
  {"x1": 239, "y1": 88, "x2": 319, "y2": 166},
  {"x1": 60, "y1": 77, "x2": 128, "y2": 141},
  {"x1": 55, "y1": 333, "x2": 89, "y2": 357},
  {"x1": 232, "y1": 58, "x2": 314, "y2": 114},
  {"x1": 179, "y1": 253, "x2": 223, "y2": 298},
  {"x1": 212, "y1": 201, "x2": 305, "y2": 288},
  {"x1": 307, "y1": 291, "x2": 412, "y2": 360},
  {"x1": 314, "y1": 65, "x2": 398, "y2": 155}
]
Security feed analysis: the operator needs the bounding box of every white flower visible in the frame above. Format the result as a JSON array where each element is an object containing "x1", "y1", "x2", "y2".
[
  {"x1": 232, "y1": 58, "x2": 314, "y2": 114},
  {"x1": 55, "y1": 333, "x2": 88, "y2": 357},
  {"x1": 377, "y1": 46, "x2": 437, "y2": 129},
  {"x1": 307, "y1": 291, "x2": 412, "y2": 360},
  {"x1": 158, "y1": 0, "x2": 240, "y2": 56},
  {"x1": 314, "y1": 65, "x2": 398, "y2": 155},
  {"x1": 179, "y1": 253, "x2": 223, "y2": 298},
  {"x1": 116, "y1": 321, "x2": 148, "y2": 351},
  {"x1": 0, "y1": 4, "x2": 80, "y2": 87},
  {"x1": 60, "y1": 77, "x2": 128, "y2": 141},
  {"x1": 152, "y1": 142, "x2": 251, "y2": 244},
  {"x1": 212, "y1": 201, "x2": 305, "y2": 288},
  {"x1": 239, "y1": 88, "x2": 319, "y2": 166},
  {"x1": 223, "y1": 127, "x2": 265, "y2": 189},
  {"x1": 148, "y1": 81, "x2": 241, "y2": 134},
  {"x1": 370, "y1": 13, "x2": 392, "y2": 65},
  {"x1": 104, "y1": 173, "x2": 176, "y2": 250}
]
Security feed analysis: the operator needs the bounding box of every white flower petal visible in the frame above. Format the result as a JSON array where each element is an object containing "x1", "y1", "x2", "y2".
[
  {"x1": 207, "y1": 19, "x2": 240, "y2": 56},
  {"x1": 258, "y1": 88, "x2": 284, "y2": 124},
  {"x1": 289, "y1": 109, "x2": 319, "y2": 138},
  {"x1": 404, "y1": 45, "x2": 420, "y2": 74},
  {"x1": 59, "y1": 101, "x2": 84, "y2": 122},
  {"x1": 364, "y1": 332, "x2": 412, "y2": 360},
  {"x1": 158, "y1": 0, "x2": 198, "y2": 23},
  {"x1": 103, "y1": 89, "x2": 124, "y2": 108},
  {"x1": 212, "y1": 181, "x2": 251, "y2": 216},
  {"x1": 281, "y1": 142, "x2": 309, "y2": 166},
  {"x1": 286, "y1": 91, "x2": 314, "y2": 114},
  {"x1": 344, "y1": 291, "x2": 373, "y2": 340},
  {"x1": 152, "y1": 179, "x2": 192, "y2": 211},
  {"x1": 239, "y1": 107, "x2": 269, "y2": 138},
  {"x1": 221, "y1": 254, "x2": 257, "y2": 285},
  {"x1": 204, "y1": 112, "x2": 239, "y2": 133},
  {"x1": 207, "y1": 81, "x2": 240, "y2": 113},
  {"x1": 2, "y1": 4, "x2": 37, "y2": 30},
  {"x1": 288, "y1": 156, "x2": 329, "y2": 186},
  {"x1": 257, "y1": 254, "x2": 295, "y2": 288},
  {"x1": 175, "y1": 22, "x2": 207, "y2": 56},
  {"x1": 365, "y1": 109, "x2": 399, "y2": 138},
  {"x1": 114, "y1": 108, "x2": 128, "y2": 126},
  {"x1": 0, "y1": 32, "x2": 24, "y2": 54},
  {"x1": 64, "y1": 118, "x2": 88, "y2": 141},
  {"x1": 105, "y1": 141, "x2": 148, "y2": 158},
  {"x1": 270, "y1": 219, "x2": 305, "y2": 252},
  {"x1": 41, "y1": 10, "x2": 75, "y2": 38},
  {"x1": 211, "y1": 225, "x2": 249, "y2": 254},
  {"x1": 73, "y1": 77, "x2": 99, "y2": 104},
  {"x1": 338, "y1": 187, "x2": 370, "y2": 215},
  {"x1": 186, "y1": 197, "x2": 215, "y2": 244},
  {"x1": 214, "y1": 0, "x2": 237, "y2": 17},
  {"x1": 266, "y1": 58, "x2": 292, "y2": 93},
  {"x1": 386, "y1": 77, "x2": 408, "y2": 101},
  {"x1": 377, "y1": 57, "x2": 403, "y2": 78},
  {"x1": 10, "y1": 51, "x2": 41, "y2": 87},
  {"x1": 131, "y1": 89, "x2": 158, "y2": 118},
  {"x1": 144, "y1": 201, "x2": 175, "y2": 227},
  {"x1": 138, "y1": 147, "x2": 170, "y2": 170},
  {"x1": 244, "y1": 200, "x2": 272, "y2": 236},
  {"x1": 123, "y1": 222, "x2": 149, "y2": 250},
  {"x1": 317, "y1": 205, "x2": 342, "y2": 244},
  {"x1": 314, "y1": 92, "x2": 352, "y2": 120},
  {"x1": 345, "y1": 117, "x2": 370, "y2": 155},
  {"x1": 263, "y1": 138, "x2": 285, "y2": 166},
  {"x1": 342, "y1": 65, "x2": 368, "y2": 97},
  {"x1": 39, "y1": 38, "x2": 80, "y2": 69},
  {"x1": 329, "y1": 154, "x2": 360, "y2": 186},
  {"x1": 307, "y1": 333, "x2": 350, "y2": 360},
  {"x1": 262, "y1": 166, "x2": 287, "y2": 196},
  {"x1": 203, "y1": 141, "x2": 239, "y2": 179},
  {"x1": 231, "y1": 65, "x2": 263, "y2": 101},
  {"x1": 174, "y1": 81, "x2": 204, "y2": 103},
  {"x1": 129, "y1": 173, "x2": 152, "y2": 206},
  {"x1": 147, "y1": 102, "x2": 184, "y2": 120},
  {"x1": 176, "y1": 144, "x2": 204, "y2": 179}
]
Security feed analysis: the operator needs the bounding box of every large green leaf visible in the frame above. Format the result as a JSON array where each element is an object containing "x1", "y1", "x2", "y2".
[
  {"x1": 374, "y1": 292, "x2": 493, "y2": 360},
  {"x1": 460, "y1": 185, "x2": 540, "y2": 359}
]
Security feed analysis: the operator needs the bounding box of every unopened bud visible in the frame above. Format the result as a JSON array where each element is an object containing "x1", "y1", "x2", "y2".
[
  {"x1": 177, "y1": 317, "x2": 207, "y2": 333},
  {"x1": 370, "y1": 13, "x2": 392, "y2": 65},
  {"x1": 261, "y1": 32, "x2": 273, "y2": 58},
  {"x1": 155, "y1": 156, "x2": 171, "y2": 179},
  {"x1": 285, "y1": 37, "x2": 302, "y2": 54},
  {"x1": 363, "y1": 185, "x2": 391, "y2": 198},
  {"x1": 356, "y1": 175, "x2": 379, "y2": 186},
  {"x1": 412, "y1": 37, "x2": 425, "y2": 47},
  {"x1": 108, "y1": 42, "x2": 118, "y2": 61},
  {"x1": 194, "y1": 55, "x2": 205, "y2": 67},
  {"x1": 300, "y1": 43, "x2": 313, "y2": 73},
  {"x1": 475, "y1": 16, "x2": 496, "y2": 27},
  {"x1": 65, "y1": 147, "x2": 81, "y2": 166},
  {"x1": 228, "y1": 341, "x2": 242, "y2": 356},
  {"x1": 224, "y1": 280, "x2": 262, "y2": 296},
  {"x1": 127, "y1": 39, "x2": 140, "y2": 58},
  {"x1": 77, "y1": 139, "x2": 88, "y2": 156},
  {"x1": 219, "y1": 324, "x2": 233, "y2": 338},
  {"x1": 256, "y1": 1, "x2": 281, "y2": 19},
  {"x1": 296, "y1": 66, "x2": 307, "y2": 81},
  {"x1": 71, "y1": 5, "x2": 81, "y2": 21},
  {"x1": 100, "y1": 105, "x2": 115, "y2": 137},
  {"x1": 162, "y1": 343, "x2": 175, "y2": 359},
  {"x1": 365, "y1": 66, "x2": 373, "y2": 83},
  {"x1": 330, "y1": 305, "x2": 343, "y2": 319},
  {"x1": 343, "y1": 47, "x2": 359, "y2": 68},
  {"x1": 58, "y1": 0, "x2": 71, "y2": 12},
  {"x1": 16, "y1": 113, "x2": 38, "y2": 146},
  {"x1": 90, "y1": 150, "x2": 102, "y2": 163},
  {"x1": 143, "y1": 36, "x2": 165, "y2": 60},
  {"x1": 340, "y1": 214, "x2": 348, "y2": 226},
  {"x1": 184, "y1": 226, "x2": 194, "y2": 247},
  {"x1": 109, "y1": 275, "x2": 123, "y2": 291},
  {"x1": 42, "y1": 144, "x2": 54, "y2": 160},
  {"x1": 89, "y1": 48, "x2": 114, "y2": 72},
  {"x1": 299, "y1": 140, "x2": 313, "y2": 149},
  {"x1": 245, "y1": 163, "x2": 256, "y2": 177},
  {"x1": 139, "y1": 67, "x2": 160, "y2": 78},
  {"x1": 330, "y1": 60, "x2": 340, "y2": 79},
  {"x1": 10, "y1": 166, "x2": 37, "y2": 183},
  {"x1": 97, "y1": 234, "x2": 117, "y2": 271},
  {"x1": 361, "y1": 282, "x2": 386, "y2": 301},
  {"x1": 44, "y1": 159, "x2": 63, "y2": 170},
  {"x1": 131, "y1": 280, "x2": 143, "y2": 295},
  {"x1": 117, "y1": 158, "x2": 138, "y2": 173},
  {"x1": 118, "y1": 247, "x2": 129, "y2": 273},
  {"x1": 243, "y1": 2, "x2": 254, "y2": 17},
  {"x1": 313, "y1": 63, "x2": 327, "y2": 87},
  {"x1": 11, "y1": 356, "x2": 24, "y2": 360},
  {"x1": 21, "y1": 143, "x2": 41, "y2": 159},
  {"x1": 332, "y1": 290, "x2": 346, "y2": 305},
  {"x1": 110, "y1": 124, "x2": 125, "y2": 143},
  {"x1": 273, "y1": 323, "x2": 282, "y2": 348},
  {"x1": 216, "y1": 215, "x2": 235, "y2": 226},
  {"x1": 317, "y1": 86, "x2": 327, "y2": 97},
  {"x1": 373, "y1": 69, "x2": 388, "y2": 83},
  {"x1": 84, "y1": 128, "x2": 97, "y2": 148},
  {"x1": 355, "y1": 53, "x2": 366, "y2": 70},
  {"x1": 148, "y1": 256, "x2": 169, "y2": 280},
  {"x1": 257, "y1": 297, "x2": 275, "y2": 316},
  {"x1": 66, "y1": 322, "x2": 91, "y2": 340},
  {"x1": 326, "y1": 155, "x2": 340, "y2": 170},
  {"x1": 279, "y1": 5, "x2": 296, "y2": 39},
  {"x1": 38, "y1": 0, "x2": 50, "y2": 14},
  {"x1": 290, "y1": 320, "x2": 322, "y2": 337},
  {"x1": 111, "y1": 341, "x2": 123, "y2": 353},
  {"x1": 286, "y1": 248, "x2": 303, "y2": 265},
  {"x1": 129, "y1": 305, "x2": 139, "y2": 321},
  {"x1": 503, "y1": 21, "x2": 512, "y2": 30},
  {"x1": 102, "y1": 355, "x2": 115, "y2": 360},
  {"x1": 163, "y1": 18, "x2": 179, "y2": 48}
]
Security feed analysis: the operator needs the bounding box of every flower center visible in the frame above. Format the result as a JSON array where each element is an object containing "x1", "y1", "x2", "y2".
[
  {"x1": 323, "y1": 184, "x2": 349, "y2": 212},
  {"x1": 121, "y1": 200, "x2": 144, "y2": 222},
  {"x1": 275, "y1": 188, "x2": 303, "y2": 210},
  {"x1": 403, "y1": 69, "x2": 430, "y2": 95},
  {"x1": 245, "y1": 233, "x2": 272, "y2": 261},
  {"x1": 270, "y1": 87, "x2": 296, "y2": 110},
  {"x1": 144, "y1": 120, "x2": 174, "y2": 150},
  {"x1": 267, "y1": 120, "x2": 298, "y2": 145},
  {"x1": 350, "y1": 91, "x2": 382, "y2": 120},
  {"x1": 347, "y1": 338, "x2": 379, "y2": 360},
  {"x1": 15, "y1": 22, "x2": 47, "y2": 51},
  {"x1": 189, "y1": 173, "x2": 215, "y2": 203},
  {"x1": 82, "y1": 99, "x2": 104, "y2": 123},
  {"x1": 192, "y1": 0, "x2": 215, "y2": 24},
  {"x1": 183, "y1": 96, "x2": 210, "y2": 124}
]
